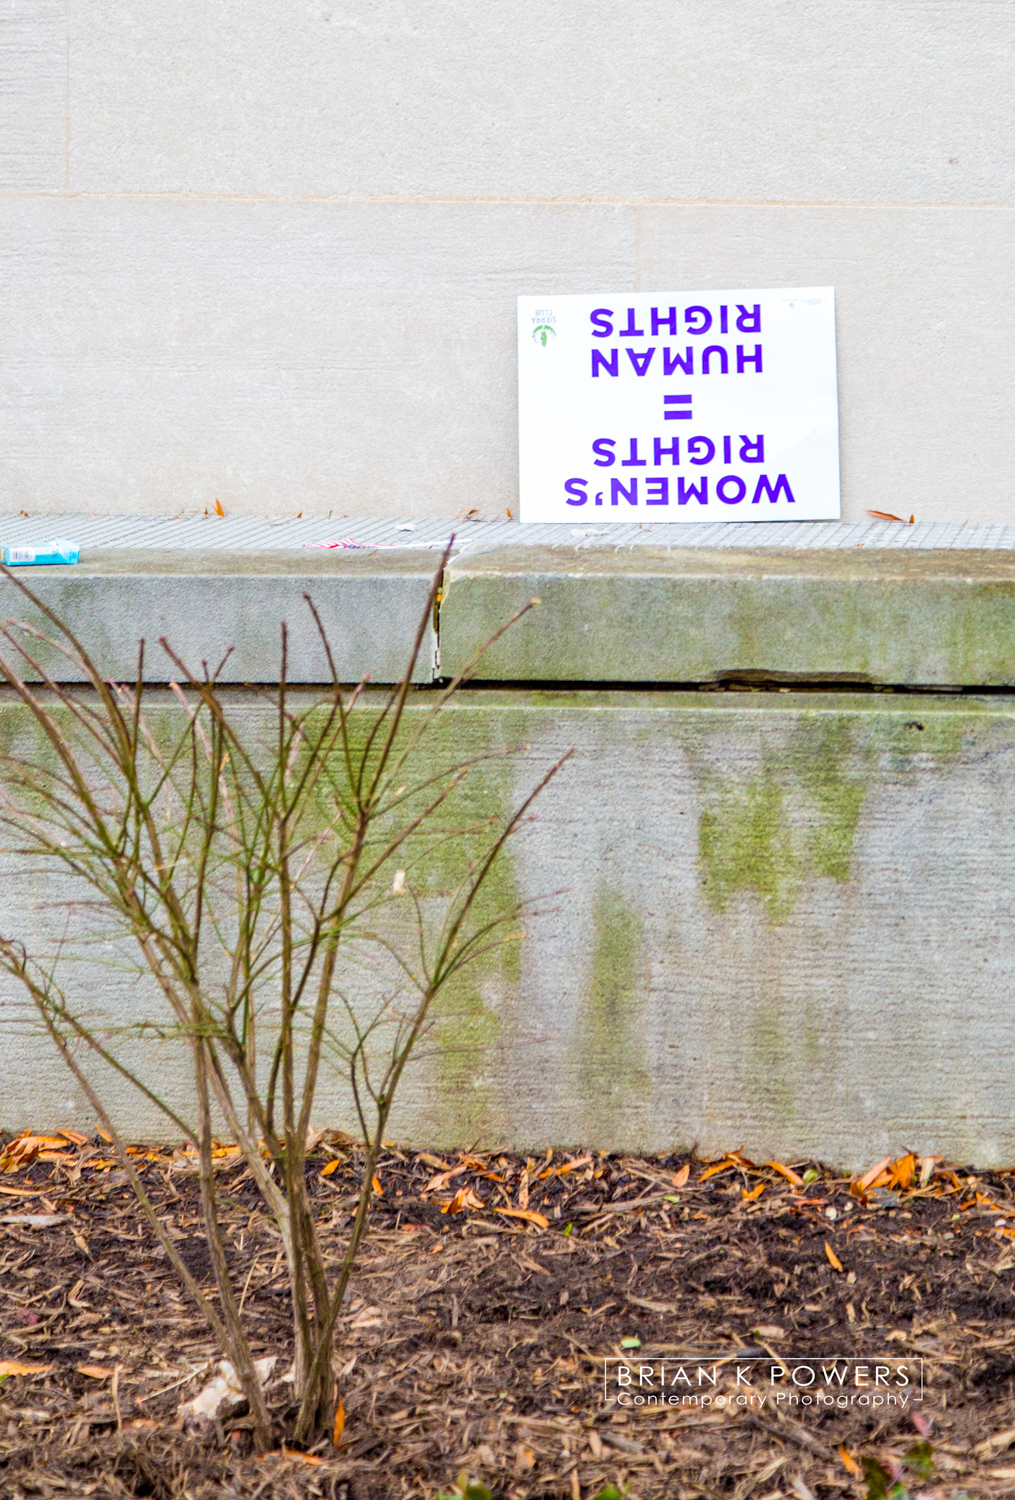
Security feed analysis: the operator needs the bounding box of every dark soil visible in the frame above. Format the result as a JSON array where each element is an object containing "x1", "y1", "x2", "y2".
[{"x1": 1, "y1": 1137, "x2": 1014, "y2": 1498}]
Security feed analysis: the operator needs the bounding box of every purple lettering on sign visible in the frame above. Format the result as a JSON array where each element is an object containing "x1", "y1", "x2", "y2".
[
  {"x1": 717, "y1": 475, "x2": 747, "y2": 504},
  {"x1": 688, "y1": 436, "x2": 715, "y2": 465},
  {"x1": 654, "y1": 437, "x2": 680, "y2": 465},
  {"x1": 626, "y1": 347, "x2": 655, "y2": 376},
  {"x1": 564, "y1": 478, "x2": 588, "y2": 505},
  {"x1": 740, "y1": 435, "x2": 764, "y2": 463},
  {"x1": 646, "y1": 478, "x2": 669, "y2": 505},
  {"x1": 663, "y1": 347, "x2": 694, "y2": 376},
  {"x1": 619, "y1": 308, "x2": 645, "y2": 338},
  {"x1": 677, "y1": 477, "x2": 708, "y2": 505},
  {"x1": 702, "y1": 345, "x2": 729, "y2": 375},
  {"x1": 611, "y1": 477, "x2": 638, "y2": 505},
  {"x1": 737, "y1": 344, "x2": 763, "y2": 373},
  {"x1": 752, "y1": 474, "x2": 795, "y2": 504},
  {"x1": 592, "y1": 438, "x2": 616, "y2": 466},
  {"x1": 684, "y1": 306, "x2": 712, "y2": 334},
  {"x1": 592, "y1": 349, "x2": 619, "y2": 377}
]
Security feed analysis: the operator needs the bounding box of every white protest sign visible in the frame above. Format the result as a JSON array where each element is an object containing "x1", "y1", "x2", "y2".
[{"x1": 517, "y1": 288, "x2": 839, "y2": 524}]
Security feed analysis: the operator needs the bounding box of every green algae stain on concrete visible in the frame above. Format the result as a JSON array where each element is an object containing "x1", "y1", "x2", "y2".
[
  {"x1": 697, "y1": 716, "x2": 869, "y2": 925},
  {"x1": 795, "y1": 718, "x2": 867, "y2": 883},
  {"x1": 573, "y1": 884, "x2": 651, "y2": 1149},
  {"x1": 407, "y1": 718, "x2": 524, "y2": 1147},
  {"x1": 699, "y1": 778, "x2": 800, "y2": 924}
]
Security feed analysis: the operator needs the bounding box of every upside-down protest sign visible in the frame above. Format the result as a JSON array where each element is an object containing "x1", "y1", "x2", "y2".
[{"x1": 517, "y1": 288, "x2": 839, "y2": 524}]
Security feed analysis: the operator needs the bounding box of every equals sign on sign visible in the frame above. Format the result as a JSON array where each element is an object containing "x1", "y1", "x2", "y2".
[{"x1": 664, "y1": 394, "x2": 693, "y2": 420}]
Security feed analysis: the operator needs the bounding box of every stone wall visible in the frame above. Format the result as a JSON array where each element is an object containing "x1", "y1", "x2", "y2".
[{"x1": 2, "y1": 3, "x2": 1013, "y2": 521}]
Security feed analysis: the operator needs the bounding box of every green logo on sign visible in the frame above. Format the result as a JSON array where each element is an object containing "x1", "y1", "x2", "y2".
[{"x1": 532, "y1": 324, "x2": 556, "y2": 346}]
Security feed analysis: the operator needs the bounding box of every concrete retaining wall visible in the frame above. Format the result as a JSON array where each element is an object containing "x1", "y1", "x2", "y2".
[
  {"x1": 2, "y1": 523, "x2": 1015, "y2": 1166},
  {"x1": 2, "y1": 687, "x2": 1014, "y2": 1170}
]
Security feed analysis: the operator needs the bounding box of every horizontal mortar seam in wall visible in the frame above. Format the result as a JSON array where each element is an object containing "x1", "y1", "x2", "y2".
[
  {"x1": 450, "y1": 681, "x2": 1015, "y2": 697},
  {"x1": 1, "y1": 192, "x2": 1014, "y2": 211}
]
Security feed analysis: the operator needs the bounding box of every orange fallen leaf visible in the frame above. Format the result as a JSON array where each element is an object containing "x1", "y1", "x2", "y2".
[
  {"x1": 371, "y1": 1175, "x2": 382, "y2": 1195},
  {"x1": 77, "y1": 1364, "x2": 114, "y2": 1379},
  {"x1": 839, "y1": 1444, "x2": 861, "y2": 1476},
  {"x1": 280, "y1": 1447, "x2": 323, "y2": 1464},
  {"x1": 764, "y1": 1161, "x2": 804, "y2": 1187},
  {"x1": 859, "y1": 1156, "x2": 893, "y2": 1191},
  {"x1": 494, "y1": 1207, "x2": 550, "y2": 1229},
  {"x1": 538, "y1": 1154, "x2": 592, "y2": 1181},
  {"x1": 672, "y1": 1164, "x2": 690, "y2": 1189},
  {"x1": 443, "y1": 1185, "x2": 486, "y2": 1215},
  {"x1": 333, "y1": 1395, "x2": 345, "y2": 1446},
  {"x1": 56, "y1": 1130, "x2": 89, "y2": 1145},
  {"x1": 321, "y1": 1159, "x2": 340, "y2": 1177},
  {"x1": 825, "y1": 1241, "x2": 844, "y2": 1273},
  {"x1": 889, "y1": 1153, "x2": 916, "y2": 1190},
  {"x1": 96, "y1": 1128, "x2": 113, "y2": 1144},
  {"x1": 867, "y1": 509, "x2": 905, "y2": 522},
  {"x1": 214, "y1": 498, "x2": 225, "y2": 517},
  {"x1": 0, "y1": 1360, "x2": 53, "y2": 1377},
  {"x1": 742, "y1": 1182, "x2": 765, "y2": 1202},
  {"x1": 699, "y1": 1159, "x2": 735, "y2": 1181}
]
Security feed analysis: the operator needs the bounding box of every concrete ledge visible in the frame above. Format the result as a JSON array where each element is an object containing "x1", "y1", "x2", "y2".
[
  {"x1": 0, "y1": 549, "x2": 439, "y2": 683},
  {"x1": 440, "y1": 545, "x2": 1015, "y2": 685}
]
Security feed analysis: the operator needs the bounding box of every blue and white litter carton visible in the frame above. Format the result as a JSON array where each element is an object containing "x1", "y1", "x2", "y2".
[{"x1": 1, "y1": 539, "x2": 80, "y2": 567}]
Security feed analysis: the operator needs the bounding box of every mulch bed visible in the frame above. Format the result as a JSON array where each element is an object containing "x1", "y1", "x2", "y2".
[{"x1": 2, "y1": 1134, "x2": 1015, "y2": 1498}]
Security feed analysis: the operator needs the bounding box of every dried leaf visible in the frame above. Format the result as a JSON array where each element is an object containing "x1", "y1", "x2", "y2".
[
  {"x1": 442, "y1": 1185, "x2": 485, "y2": 1215},
  {"x1": 824, "y1": 1241, "x2": 844, "y2": 1273},
  {"x1": 742, "y1": 1182, "x2": 765, "y2": 1202},
  {"x1": 764, "y1": 1160, "x2": 804, "y2": 1187},
  {"x1": 321, "y1": 1159, "x2": 340, "y2": 1177},
  {"x1": 77, "y1": 1364, "x2": 114, "y2": 1379},
  {"x1": 672, "y1": 1164, "x2": 690, "y2": 1189},
  {"x1": 424, "y1": 1165, "x2": 466, "y2": 1193},
  {"x1": 0, "y1": 1360, "x2": 53, "y2": 1377},
  {"x1": 838, "y1": 1444, "x2": 861, "y2": 1476},
  {"x1": 859, "y1": 1156, "x2": 893, "y2": 1190},
  {"x1": 699, "y1": 1159, "x2": 735, "y2": 1181},
  {"x1": 917, "y1": 1154, "x2": 941, "y2": 1188},
  {"x1": 332, "y1": 1396, "x2": 345, "y2": 1446},
  {"x1": 371, "y1": 1175, "x2": 383, "y2": 1195},
  {"x1": 56, "y1": 1129, "x2": 89, "y2": 1145},
  {"x1": 889, "y1": 1153, "x2": 916, "y2": 1189},
  {"x1": 280, "y1": 1447, "x2": 324, "y2": 1464},
  {"x1": 494, "y1": 1207, "x2": 550, "y2": 1229},
  {"x1": 867, "y1": 509, "x2": 905, "y2": 522}
]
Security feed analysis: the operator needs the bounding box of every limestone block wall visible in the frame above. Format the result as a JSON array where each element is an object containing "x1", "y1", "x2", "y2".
[{"x1": 2, "y1": 3, "x2": 1013, "y2": 521}]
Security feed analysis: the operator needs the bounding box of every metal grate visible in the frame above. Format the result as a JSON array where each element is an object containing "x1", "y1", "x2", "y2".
[{"x1": 0, "y1": 513, "x2": 1013, "y2": 555}]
